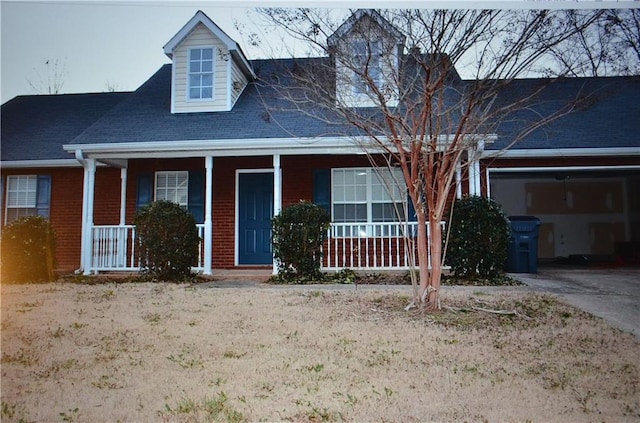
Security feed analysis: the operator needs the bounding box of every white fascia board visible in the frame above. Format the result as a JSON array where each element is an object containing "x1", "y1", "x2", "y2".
[
  {"x1": 0, "y1": 159, "x2": 81, "y2": 169},
  {"x1": 64, "y1": 137, "x2": 369, "y2": 159},
  {"x1": 481, "y1": 147, "x2": 640, "y2": 159},
  {"x1": 488, "y1": 165, "x2": 640, "y2": 173},
  {"x1": 63, "y1": 133, "x2": 498, "y2": 160}
]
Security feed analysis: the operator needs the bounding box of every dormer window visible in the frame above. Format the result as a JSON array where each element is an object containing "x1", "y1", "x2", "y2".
[
  {"x1": 352, "y1": 39, "x2": 383, "y2": 94},
  {"x1": 188, "y1": 47, "x2": 214, "y2": 100}
]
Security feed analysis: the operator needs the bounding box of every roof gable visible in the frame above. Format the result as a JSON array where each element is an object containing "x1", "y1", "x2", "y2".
[
  {"x1": 328, "y1": 9, "x2": 405, "y2": 47},
  {"x1": 163, "y1": 10, "x2": 255, "y2": 80}
]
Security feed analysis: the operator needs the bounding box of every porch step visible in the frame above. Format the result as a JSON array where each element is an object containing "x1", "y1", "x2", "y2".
[{"x1": 212, "y1": 269, "x2": 273, "y2": 283}]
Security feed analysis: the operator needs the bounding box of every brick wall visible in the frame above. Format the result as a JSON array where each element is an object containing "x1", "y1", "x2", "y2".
[{"x1": 1, "y1": 167, "x2": 84, "y2": 273}]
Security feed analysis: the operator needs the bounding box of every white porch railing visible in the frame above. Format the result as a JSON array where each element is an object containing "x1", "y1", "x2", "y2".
[
  {"x1": 89, "y1": 222, "x2": 443, "y2": 274},
  {"x1": 322, "y1": 221, "x2": 446, "y2": 271},
  {"x1": 91, "y1": 224, "x2": 205, "y2": 273}
]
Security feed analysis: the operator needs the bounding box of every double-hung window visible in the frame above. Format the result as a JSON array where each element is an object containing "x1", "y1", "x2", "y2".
[
  {"x1": 188, "y1": 47, "x2": 214, "y2": 100},
  {"x1": 332, "y1": 168, "x2": 406, "y2": 236},
  {"x1": 352, "y1": 39, "x2": 383, "y2": 94},
  {"x1": 155, "y1": 171, "x2": 188, "y2": 207},
  {"x1": 4, "y1": 175, "x2": 51, "y2": 225}
]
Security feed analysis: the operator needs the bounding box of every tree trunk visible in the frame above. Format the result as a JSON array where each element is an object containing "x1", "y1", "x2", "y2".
[
  {"x1": 415, "y1": 208, "x2": 432, "y2": 307},
  {"x1": 425, "y1": 217, "x2": 443, "y2": 311}
]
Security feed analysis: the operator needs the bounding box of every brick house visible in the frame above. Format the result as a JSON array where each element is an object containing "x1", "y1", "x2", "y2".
[{"x1": 2, "y1": 10, "x2": 639, "y2": 275}]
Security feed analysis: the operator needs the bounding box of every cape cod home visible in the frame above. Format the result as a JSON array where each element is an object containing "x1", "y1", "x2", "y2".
[{"x1": 2, "y1": 10, "x2": 639, "y2": 276}]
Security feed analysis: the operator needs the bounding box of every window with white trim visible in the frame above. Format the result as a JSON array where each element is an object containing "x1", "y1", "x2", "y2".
[
  {"x1": 5, "y1": 175, "x2": 38, "y2": 224},
  {"x1": 155, "y1": 171, "x2": 188, "y2": 206},
  {"x1": 188, "y1": 47, "x2": 214, "y2": 100},
  {"x1": 332, "y1": 167, "x2": 406, "y2": 236},
  {"x1": 352, "y1": 39, "x2": 383, "y2": 94}
]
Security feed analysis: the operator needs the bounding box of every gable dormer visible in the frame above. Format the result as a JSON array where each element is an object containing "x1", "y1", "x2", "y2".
[
  {"x1": 328, "y1": 9, "x2": 405, "y2": 107},
  {"x1": 163, "y1": 10, "x2": 255, "y2": 114}
]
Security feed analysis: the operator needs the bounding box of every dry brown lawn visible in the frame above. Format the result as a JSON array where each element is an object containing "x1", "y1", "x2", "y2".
[{"x1": 1, "y1": 282, "x2": 639, "y2": 422}]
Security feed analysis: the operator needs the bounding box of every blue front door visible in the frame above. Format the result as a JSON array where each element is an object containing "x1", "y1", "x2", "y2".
[{"x1": 238, "y1": 172, "x2": 273, "y2": 265}]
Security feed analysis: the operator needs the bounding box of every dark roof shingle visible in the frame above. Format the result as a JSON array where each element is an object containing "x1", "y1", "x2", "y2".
[{"x1": 1, "y1": 92, "x2": 129, "y2": 162}]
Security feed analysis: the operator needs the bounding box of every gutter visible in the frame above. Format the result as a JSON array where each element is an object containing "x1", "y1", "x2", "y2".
[
  {"x1": 0, "y1": 159, "x2": 81, "y2": 169},
  {"x1": 481, "y1": 147, "x2": 640, "y2": 159}
]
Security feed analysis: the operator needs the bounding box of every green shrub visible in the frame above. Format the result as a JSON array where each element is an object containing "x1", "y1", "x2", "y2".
[
  {"x1": 446, "y1": 195, "x2": 510, "y2": 278},
  {"x1": 1, "y1": 216, "x2": 56, "y2": 283},
  {"x1": 272, "y1": 201, "x2": 330, "y2": 282},
  {"x1": 134, "y1": 201, "x2": 200, "y2": 281}
]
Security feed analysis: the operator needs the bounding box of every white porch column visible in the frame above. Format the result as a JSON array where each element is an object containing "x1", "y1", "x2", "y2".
[
  {"x1": 119, "y1": 167, "x2": 127, "y2": 225},
  {"x1": 203, "y1": 156, "x2": 213, "y2": 275},
  {"x1": 82, "y1": 158, "x2": 96, "y2": 275},
  {"x1": 455, "y1": 162, "x2": 462, "y2": 199},
  {"x1": 469, "y1": 160, "x2": 481, "y2": 196},
  {"x1": 468, "y1": 139, "x2": 485, "y2": 196},
  {"x1": 272, "y1": 154, "x2": 282, "y2": 275}
]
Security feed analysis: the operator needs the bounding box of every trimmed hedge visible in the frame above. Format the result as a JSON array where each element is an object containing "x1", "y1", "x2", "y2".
[
  {"x1": 272, "y1": 201, "x2": 330, "y2": 282},
  {"x1": 446, "y1": 196, "x2": 510, "y2": 278},
  {"x1": 1, "y1": 216, "x2": 56, "y2": 283},
  {"x1": 134, "y1": 201, "x2": 200, "y2": 281}
]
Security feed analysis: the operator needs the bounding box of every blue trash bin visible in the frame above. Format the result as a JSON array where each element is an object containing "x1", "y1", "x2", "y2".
[{"x1": 506, "y1": 216, "x2": 541, "y2": 273}]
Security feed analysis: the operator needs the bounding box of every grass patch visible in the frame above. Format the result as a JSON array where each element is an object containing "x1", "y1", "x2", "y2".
[{"x1": 160, "y1": 392, "x2": 245, "y2": 422}]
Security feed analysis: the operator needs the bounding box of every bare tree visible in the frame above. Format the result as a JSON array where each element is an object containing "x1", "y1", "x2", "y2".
[
  {"x1": 27, "y1": 58, "x2": 67, "y2": 95},
  {"x1": 256, "y1": 8, "x2": 610, "y2": 311},
  {"x1": 105, "y1": 81, "x2": 122, "y2": 92},
  {"x1": 547, "y1": 9, "x2": 640, "y2": 76}
]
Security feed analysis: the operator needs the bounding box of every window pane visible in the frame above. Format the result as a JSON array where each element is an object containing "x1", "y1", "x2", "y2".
[
  {"x1": 190, "y1": 88, "x2": 200, "y2": 99},
  {"x1": 189, "y1": 61, "x2": 201, "y2": 73},
  {"x1": 202, "y1": 61, "x2": 212, "y2": 73},
  {"x1": 333, "y1": 169, "x2": 344, "y2": 185},
  {"x1": 201, "y1": 87, "x2": 212, "y2": 99},
  {"x1": 202, "y1": 74, "x2": 213, "y2": 86},
  {"x1": 354, "y1": 184, "x2": 367, "y2": 202},
  {"x1": 334, "y1": 204, "x2": 346, "y2": 221},
  {"x1": 190, "y1": 49, "x2": 201, "y2": 60},
  {"x1": 333, "y1": 186, "x2": 345, "y2": 202},
  {"x1": 202, "y1": 48, "x2": 213, "y2": 60}
]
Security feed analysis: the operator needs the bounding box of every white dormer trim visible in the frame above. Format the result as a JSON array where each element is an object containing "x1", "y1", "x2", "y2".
[
  {"x1": 328, "y1": 9, "x2": 405, "y2": 48},
  {"x1": 163, "y1": 10, "x2": 255, "y2": 80}
]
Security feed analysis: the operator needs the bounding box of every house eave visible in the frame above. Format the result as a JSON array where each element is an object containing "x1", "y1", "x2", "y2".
[
  {"x1": 64, "y1": 137, "x2": 368, "y2": 159},
  {"x1": 0, "y1": 159, "x2": 82, "y2": 169},
  {"x1": 481, "y1": 147, "x2": 640, "y2": 159},
  {"x1": 64, "y1": 133, "x2": 497, "y2": 160}
]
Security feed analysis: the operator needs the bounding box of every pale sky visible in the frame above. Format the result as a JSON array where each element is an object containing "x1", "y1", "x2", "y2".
[{"x1": 1, "y1": 0, "x2": 636, "y2": 103}]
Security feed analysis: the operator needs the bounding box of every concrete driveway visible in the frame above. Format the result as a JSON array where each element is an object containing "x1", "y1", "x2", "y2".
[{"x1": 512, "y1": 266, "x2": 640, "y2": 339}]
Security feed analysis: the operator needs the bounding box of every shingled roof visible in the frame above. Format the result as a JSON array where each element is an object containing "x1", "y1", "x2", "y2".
[
  {"x1": 67, "y1": 61, "x2": 354, "y2": 147},
  {"x1": 1, "y1": 92, "x2": 129, "y2": 162},
  {"x1": 3, "y1": 59, "x2": 639, "y2": 161},
  {"x1": 487, "y1": 75, "x2": 640, "y2": 151}
]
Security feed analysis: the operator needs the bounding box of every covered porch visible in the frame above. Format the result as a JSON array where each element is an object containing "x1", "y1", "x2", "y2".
[{"x1": 69, "y1": 137, "x2": 483, "y2": 276}]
